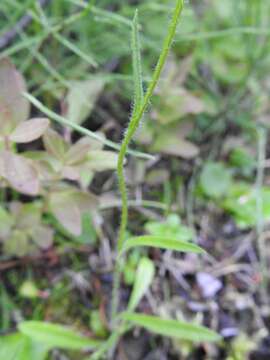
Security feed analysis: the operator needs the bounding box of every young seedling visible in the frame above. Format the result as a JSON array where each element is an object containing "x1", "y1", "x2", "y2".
[{"x1": 0, "y1": 1, "x2": 221, "y2": 359}]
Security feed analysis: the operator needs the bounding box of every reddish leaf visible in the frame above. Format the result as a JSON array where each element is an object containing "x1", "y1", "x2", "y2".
[
  {"x1": 62, "y1": 166, "x2": 80, "y2": 181},
  {"x1": 0, "y1": 58, "x2": 29, "y2": 134},
  {"x1": 9, "y1": 118, "x2": 50, "y2": 143},
  {"x1": 65, "y1": 137, "x2": 92, "y2": 165},
  {"x1": 43, "y1": 128, "x2": 68, "y2": 161},
  {"x1": 23, "y1": 151, "x2": 62, "y2": 181},
  {"x1": 0, "y1": 151, "x2": 40, "y2": 195}
]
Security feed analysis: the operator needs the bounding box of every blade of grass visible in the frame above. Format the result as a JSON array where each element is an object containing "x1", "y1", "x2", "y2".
[
  {"x1": 52, "y1": 32, "x2": 98, "y2": 67},
  {"x1": 177, "y1": 27, "x2": 270, "y2": 42},
  {"x1": 23, "y1": 92, "x2": 155, "y2": 161},
  {"x1": 1, "y1": 7, "x2": 69, "y2": 87},
  {"x1": 66, "y1": 0, "x2": 133, "y2": 28},
  {"x1": 122, "y1": 313, "x2": 221, "y2": 342},
  {"x1": 0, "y1": 2, "x2": 96, "y2": 59},
  {"x1": 30, "y1": 7, "x2": 98, "y2": 68},
  {"x1": 120, "y1": 236, "x2": 205, "y2": 255}
]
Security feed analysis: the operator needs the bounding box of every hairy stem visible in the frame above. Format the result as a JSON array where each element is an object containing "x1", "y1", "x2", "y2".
[{"x1": 111, "y1": 0, "x2": 184, "y2": 321}]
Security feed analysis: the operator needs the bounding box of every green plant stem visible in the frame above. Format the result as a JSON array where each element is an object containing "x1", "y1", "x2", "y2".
[
  {"x1": 88, "y1": 324, "x2": 129, "y2": 360},
  {"x1": 111, "y1": 0, "x2": 184, "y2": 321},
  {"x1": 99, "y1": 199, "x2": 168, "y2": 211},
  {"x1": 117, "y1": 0, "x2": 184, "y2": 253},
  {"x1": 177, "y1": 26, "x2": 270, "y2": 42},
  {"x1": 23, "y1": 92, "x2": 154, "y2": 161}
]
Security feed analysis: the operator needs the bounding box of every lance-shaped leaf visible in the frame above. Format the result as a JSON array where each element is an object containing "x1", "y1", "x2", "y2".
[
  {"x1": 145, "y1": 214, "x2": 194, "y2": 242},
  {"x1": 0, "y1": 58, "x2": 30, "y2": 135},
  {"x1": 128, "y1": 257, "x2": 155, "y2": 311},
  {"x1": 19, "y1": 321, "x2": 101, "y2": 350},
  {"x1": 9, "y1": 118, "x2": 50, "y2": 143},
  {"x1": 122, "y1": 313, "x2": 221, "y2": 342},
  {"x1": 121, "y1": 236, "x2": 205, "y2": 255},
  {"x1": 0, "y1": 151, "x2": 40, "y2": 195},
  {"x1": 0, "y1": 333, "x2": 49, "y2": 360}
]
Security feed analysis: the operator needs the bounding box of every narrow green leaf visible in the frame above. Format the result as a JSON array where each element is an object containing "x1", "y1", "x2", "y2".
[
  {"x1": 121, "y1": 236, "x2": 205, "y2": 254},
  {"x1": 53, "y1": 32, "x2": 98, "y2": 68},
  {"x1": 69, "y1": 0, "x2": 133, "y2": 28},
  {"x1": 122, "y1": 313, "x2": 221, "y2": 342},
  {"x1": 18, "y1": 321, "x2": 101, "y2": 350},
  {"x1": 128, "y1": 257, "x2": 155, "y2": 311},
  {"x1": 0, "y1": 333, "x2": 28, "y2": 360},
  {"x1": 23, "y1": 92, "x2": 154, "y2": 161},
  {"x1": 0, "y1": 333, "x2": 49, "y2": 360},
  {"x1": 132, "y1": 10, "x2": 144, "y2": 113}
]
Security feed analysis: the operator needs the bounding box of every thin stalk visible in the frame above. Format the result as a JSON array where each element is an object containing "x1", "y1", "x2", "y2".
[
  {"x1": 99, "y1": 199, "x2": 168, "y2": 211},
  {"x1": 0, "y1": 0, "x2": 94, "y2": 59},
  {"x1": 111, "y1": 0, "x2": 184, "y2": 321},
  {"x1": 176, "y1": 26, "x2": 270, "y2": 42},
  {"x1": 23, "y1": 92, "x2": 154, "y2": 161},
  {"x1": 88, "y1": 324, "x2": 130, "y2": 360},
  {"x1": 256, "y1": 126, "x2": 268, "y2": 304}
]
